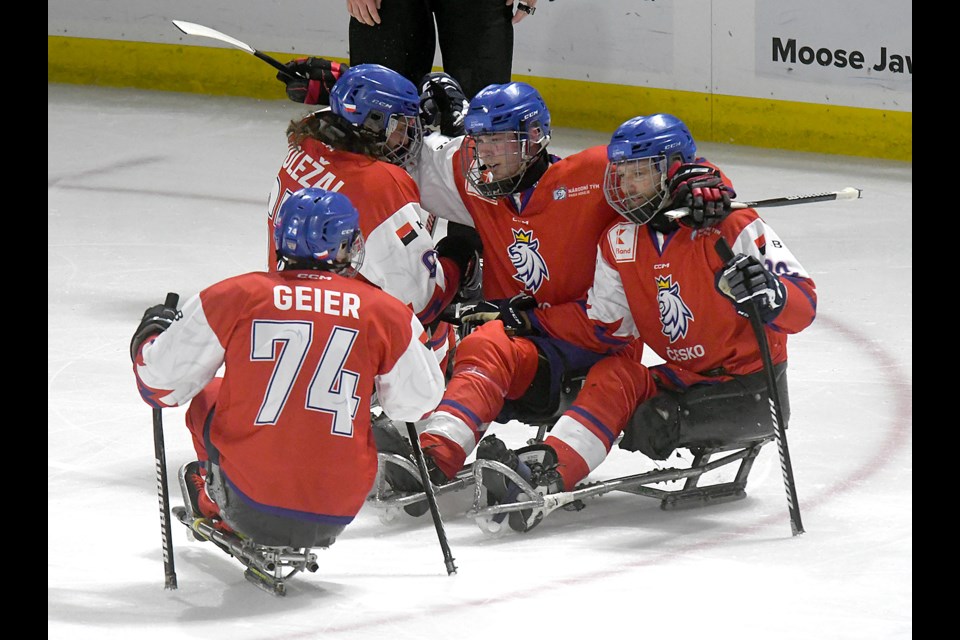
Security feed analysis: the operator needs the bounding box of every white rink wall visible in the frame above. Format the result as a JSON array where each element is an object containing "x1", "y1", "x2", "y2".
[{"x1": 48, "y1": 0, "x2": 910, "y2": 112}]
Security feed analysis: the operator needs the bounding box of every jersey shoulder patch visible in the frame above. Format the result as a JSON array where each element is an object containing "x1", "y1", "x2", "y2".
[{"x1": 607, "y1": 222, "x2": 638, "y2": 263}]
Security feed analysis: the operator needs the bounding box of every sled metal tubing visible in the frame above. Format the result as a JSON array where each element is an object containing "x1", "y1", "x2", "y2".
[
  {"x1": 175, "y1": 508, "x2": 317, "y2": 577},
  {"x1": 608, "y1": 441, "x2": 768, "y2": 497},
  {"x1": 466, "y1": 438, "x2": 772, "y2": 521},
  {"x1": 366, "y1": 452, "x2": 476, "y2": 510}
]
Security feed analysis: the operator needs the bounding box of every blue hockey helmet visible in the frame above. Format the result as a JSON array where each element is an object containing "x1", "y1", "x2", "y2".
[
  {"x1": 273, "y1": 187, "x2": 365, "y2": 275},
  {"x1": 461, "y1": 82, "x2": 552, "y2": 197},
  {"x1": 329, "y1": 63, "x2": 423, "y2": 168},
  {"x1": 603, "y1": 114, "x2": 698, "y2": 225},
  {"x1": 463, "y1": 82, "x2": 552, "y2": 139}
]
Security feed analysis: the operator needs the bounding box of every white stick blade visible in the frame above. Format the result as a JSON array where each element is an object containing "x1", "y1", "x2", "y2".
[
  {"x1": 171, "y1": 20, "x2": 255, "y2": 54},
  {"x1": 836, "y1": 187, "x2": 863, "y2": 201}
]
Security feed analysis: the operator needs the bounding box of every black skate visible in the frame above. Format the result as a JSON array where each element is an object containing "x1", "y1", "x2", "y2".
[
  {"x1": 367, "y1": 414, "x2": 472, "y2": 520},
  {"x1": 474, "y1": 435, "x2": 563, "y2": 533}
]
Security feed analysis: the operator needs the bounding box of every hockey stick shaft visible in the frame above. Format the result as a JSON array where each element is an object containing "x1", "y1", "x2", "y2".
[
  {"x1": 714, "y1": 240, "x2": 804, "y2": 536},
  {"x1": 668, "y1": 187, "x2": 862, "y2": 220},
  {"x1": 153, "y1": 292, "x2": 180, "y2": 588},
  {"x1": 406, "y1": 422, "x2": 457, "y2": 575},
  {"x1": 171, "y1": 20, "x2": 301, "y2": 81}
]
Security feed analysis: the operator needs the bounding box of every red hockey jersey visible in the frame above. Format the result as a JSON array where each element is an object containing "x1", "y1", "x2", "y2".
[
  {"x1": 134, "y1": 269, "x2": 445, "y2": 520},
  {"x1": 417, "y1": 135, "x2": 620, "y2": 305},
  {"x1": 532, "y1": 208, "x2": 818, "y2": 383},
  {"x1": 267, "y1": 136, "x2": 457, "y2": 329}
]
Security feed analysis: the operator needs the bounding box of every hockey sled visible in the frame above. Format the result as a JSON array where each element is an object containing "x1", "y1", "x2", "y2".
[
  {"x1": 466, "y1": 367, "x2": 788, "y2": 533},
  {"x1": 365, "y1": 375, "x2": 587, "y2": 521},
  {"x1": 465, "y1": 435, "x2": 774, "y2": 533},
  {"x1": 172, "y1": 464, "x2": 319, "y2": 596}
]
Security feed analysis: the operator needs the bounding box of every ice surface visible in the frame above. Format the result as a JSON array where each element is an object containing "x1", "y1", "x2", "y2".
[{"x1": 48, "y1": 84, "x2": 911, "y2": 639}]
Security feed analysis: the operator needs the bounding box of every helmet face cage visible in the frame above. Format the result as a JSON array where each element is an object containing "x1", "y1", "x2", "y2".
[
  {"x1": 331, "y1": 232, "x2": 365, "y2": 278},
  {"x1": 603, "y1": 156, "x2": 669, "y2": 225},
  {"x1": 603, "y1": 114, "x2": 697, "y2": 225},
  {"x1": 461, "y1": 82, "x2": 551, "y2": 197},
  {"x1": 329, "y1": 64, "x2": 423, "y2": 168},
  {"x1": 374, "y1": 113, "x2": 423, "y2": 169},
  {"x1": 274, "y1": 189, "x2": 366, "y2": 276},
  {"x1": 461, "y1": 129, "x2": 547, "y2": 198}
]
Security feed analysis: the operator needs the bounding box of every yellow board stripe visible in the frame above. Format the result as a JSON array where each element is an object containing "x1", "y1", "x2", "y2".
[{"x1": 48, "y1": 36, "x2": 910, "y2": 162}]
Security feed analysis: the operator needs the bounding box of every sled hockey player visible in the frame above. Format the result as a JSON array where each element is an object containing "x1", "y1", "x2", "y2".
[
  {"x1": 468, "y1": 113, "x2": 817, "y2": 531},
  {"x1": 373, "y1": 81, "x2": 627, "y2": 513},
  {"x1": 275, "y1": 53, "x2": 483, "y2": 271},
  {"x1": 268, "y1": 63, "x2": 481, "y2": 371},
  {"x1": 131, "y1": 187, "x2": 445, "y2": 581}
]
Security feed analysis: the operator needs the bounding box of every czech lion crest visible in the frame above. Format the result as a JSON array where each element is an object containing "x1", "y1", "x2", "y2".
[
  {"x1": 509, "y1": 228, "x2": 549, "y2": 293},
  {"x1": 657, "y1": 275, "x2": 693, "y2": 342}
]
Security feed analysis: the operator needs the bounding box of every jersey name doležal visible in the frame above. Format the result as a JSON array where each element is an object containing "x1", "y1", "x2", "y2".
[{"x1": 282, "y1": 147, "x2": 345, "y2": 192}]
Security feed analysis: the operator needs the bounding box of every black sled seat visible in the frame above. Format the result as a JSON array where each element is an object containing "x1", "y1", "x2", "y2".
[
  {"x1": 172, "y1": 463, "x2": 320, "y2": 597},
  {"x1": 466, "y1": 366, "x2": 788, "y2": 531}
]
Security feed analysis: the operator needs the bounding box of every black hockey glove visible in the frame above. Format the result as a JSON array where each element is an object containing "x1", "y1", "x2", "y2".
[
  {"x1": 664, "y1": 163, "x2": 734, "y2": 229},
  {"x1": 418, "y1": 72, "x2": 469, "y2": 137},
  {"x1": 277, "y1": 57, "x2": 348, "y2": 105},
  {"x1": 436, "y1": 234, "x2": 483, "y2": 305},
  {"x1": 460, "y1": 294, "x2": 538, "y2": 336},
  {"x1": 717, "y1": 254, "x2": 786, "y2": 324},
  {"x1": 130, "y1": 297, "x2": 181, "y2": 362}
]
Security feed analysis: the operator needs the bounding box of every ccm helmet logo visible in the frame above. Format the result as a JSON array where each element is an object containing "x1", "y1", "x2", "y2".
[{"x1": 521, "y1": 110, "x2": 539, "y2": 121}]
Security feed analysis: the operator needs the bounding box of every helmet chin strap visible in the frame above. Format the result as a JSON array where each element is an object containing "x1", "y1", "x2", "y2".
[{"x1": 513, "y1": 150, "x2": 551, "y2": 193}]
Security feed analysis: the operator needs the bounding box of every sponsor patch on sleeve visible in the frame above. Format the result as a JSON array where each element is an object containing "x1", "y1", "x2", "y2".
[
  {"x1": 397, "y1": 221, "x2": 418, "y2": 246},
  {"x1": 755, "y1": 233, "x2": 766, "y2": 255},
  {"x1": 610, "y1": 224, "x2": 637, "y2": 263}
]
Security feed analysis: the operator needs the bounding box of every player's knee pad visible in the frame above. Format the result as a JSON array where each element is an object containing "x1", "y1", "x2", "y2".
[{"x1": 620, "y1": 363, "x2": 789, "y2": 460}]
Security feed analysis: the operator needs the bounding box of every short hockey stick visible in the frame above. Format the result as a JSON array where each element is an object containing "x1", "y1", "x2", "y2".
[
  {"x1": 406, "y1": 422, "x2": 457, "y2": 575},
  {"x1": 152, "y1": 292, "x2": 180, "y2": 588},
  {"x1": 667, "y1": 186, "x2": 862, "y2": 220},
  {"x1": 171, "y1": 20, "x2": 301, "y2": 81},
  {"x1": 714, "y1": 240, "x2": 804, "y2": 536}
]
